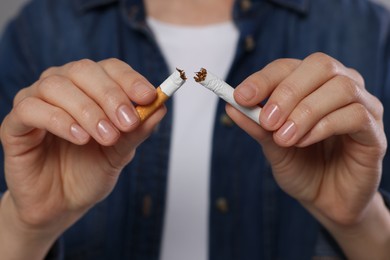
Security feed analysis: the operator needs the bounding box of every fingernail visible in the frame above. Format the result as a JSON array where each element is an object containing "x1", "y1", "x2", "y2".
[
  {"x1": 70, "y1": 124, "x2": 89, "y2": 142},
  {"x1": 133, "y1": 82, "x2": 155, "y2": 99},
  {"x1": 97, "y1": 120, "x2": 118, "y2": 141},
  {"x1": 236, "y1": 84, "x2": 256, "y2": 102},
  {"x1": 277, "y1": 121, "x2": 296, "y2": 142},
  {"x1": 117, "y1": 105, "x2": 139, "y2": 128},
  {"x1": 263, "y1": 104, "x2": 281, "y2": 127}
]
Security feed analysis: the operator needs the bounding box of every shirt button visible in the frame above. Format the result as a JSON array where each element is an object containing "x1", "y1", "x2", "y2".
[
  {"x1": 142, "y1": 195, "x2": 152, "y2": 218},
  {"x1": 220, "y1": 113, "x2": 235, "y2": 127},
  {"x1": 240, "y1": 0, "x2": 252, "y2": 12},
  {"x1": 245, "y1": 35, "x2": 255, "y2": 52},
  {"x1": 215, "y1": 197, "x2": 229, "y2": 214}
]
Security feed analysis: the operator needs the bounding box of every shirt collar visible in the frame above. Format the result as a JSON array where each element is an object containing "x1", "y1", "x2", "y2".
[{"x1": 73, "y1": 0, "x2": 310, "y2": 14}]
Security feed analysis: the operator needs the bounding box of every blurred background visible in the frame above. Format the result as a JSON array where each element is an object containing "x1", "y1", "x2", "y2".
[{"x1": 1, "y1": 0, "x2": 390, "y2": 35}]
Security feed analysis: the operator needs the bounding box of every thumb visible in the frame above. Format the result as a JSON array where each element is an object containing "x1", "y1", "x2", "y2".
[{"x1": 225, "y1": 104, "x2": 289, "y2": 166}]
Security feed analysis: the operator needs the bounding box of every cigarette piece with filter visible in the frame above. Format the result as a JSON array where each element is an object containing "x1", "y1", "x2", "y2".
[
  {"x1": 194, "y1": 68, "x2": 261, "y2": 125},
  {"x1": 136, "y1": 68, "x2": 186, "y2": 121}
]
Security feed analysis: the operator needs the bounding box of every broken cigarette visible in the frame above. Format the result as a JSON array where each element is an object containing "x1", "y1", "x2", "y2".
[
  {"x1": 136, "y1": 68, "x2": 186, "y2": 121},
  {"x1": 194, "y1": 68, "x2": 261, "y2": 125}
]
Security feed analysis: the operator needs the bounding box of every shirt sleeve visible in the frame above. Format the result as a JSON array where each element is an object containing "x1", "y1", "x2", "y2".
[
  {"x1": 313, "y1": 228, "x2": 346, "y2": 260},
  {"x1": 313, "y1": 190, "x2": 390, "y2": 259},
  {"x1": 44, "y1": 239, "x2": 65, "y2": 260},
  {"x1": 380, "y1": 189, "x2": 390, "y2": 209}
]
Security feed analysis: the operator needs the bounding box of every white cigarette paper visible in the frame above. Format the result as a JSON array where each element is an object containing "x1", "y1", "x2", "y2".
[
  {"x1": 160, "y1": 69, "x2": 186, "y2": 96},
  {"x1": 195, "y1": 68, "x2": 261, "y2": 125},
  {"x1": 136, "y1": 68, "x2": 186, "y2": 121}
]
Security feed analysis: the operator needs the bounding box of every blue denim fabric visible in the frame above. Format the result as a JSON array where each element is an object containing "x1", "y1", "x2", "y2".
[{"x1": 1, "y1": 0, "x2": 390, "y2": 259}]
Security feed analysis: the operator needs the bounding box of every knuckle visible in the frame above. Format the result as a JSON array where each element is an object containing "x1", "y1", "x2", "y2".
[
  {"x1": 13, "y1": 88, "x2": 29, "y2": 106},
  {"x1": 67, "y1": 59, "x2": 95, "y2": 75},
  {"x1": 104, "y1": 58, "x2": 124, "y2": 66},
  {"x1": 101, "y1": 86, "x2": 122, "y2": 107},
  {"x1": 373, "y1": 97, "x2": 384, "y2": 117},
  {"x1": 348, "y1": 68, "x2": 365, "y2": 87},
  {"x1": 48, "y1": 108, "x2": 64, "y2": 131},
  {"x1": 14, "y1": 96, "x2": 34, "y2": 118},
  {"x1": 296, "y1": 102, "x2": 314, "y2": 118},
  {"x1": 37, "y1": 75, "x2": 65, "y2": 97},
  {"x1": 39, "y1": 66, "x2": 58, "y2": 79},
  {"x1": 354, "y1": 103, "x2": 371, "y2": 123},
  {"x1": 78, "y1": 102, "x2": 97, "y2": 121},
  {"x1": 277, "y1": 81, "x2": 299, "y2": 101},
  {"x1": 317, "y1": 115, "x2": 334, "y2": 135},
  {"x1": 119, "y1": 71, "x2": 147, "y2": 88},
  {"x1": 99, "y1": 58, "x2": 120, "y2": 68},
  {"x1": 245, "y1": 71, "x2": 271, "y2": 90},
  {"x1": 105, "y1": 57, "x2": 121, "y2": 64},
  {"x1": 337, "y1": 75, "x2": 362, "y2": 101},
  {"x1": 308, "y1": 52, "x2": 340, "y2": 76},
  {"x1": 367, "y1": 94, "x2": 384, "y2": 119},
  {"x1": 272, "y1": 58, "x2": 301, "y2": 73},
  {"x1": 100, "y1": 58, "x2": 134, "y2": 73}
]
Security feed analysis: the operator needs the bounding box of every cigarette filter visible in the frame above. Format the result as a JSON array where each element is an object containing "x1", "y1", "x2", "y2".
[
  {"x1": 194, "y1": 68, "x2": 261, "y2": 125},
  {"x1": 136, "y1": 68, "x2": 186, "y2": 121}
]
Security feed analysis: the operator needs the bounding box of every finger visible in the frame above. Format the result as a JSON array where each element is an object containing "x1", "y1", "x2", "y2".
[
  {"x1": 272, "y1": 75, "x2": 365, "y2": 147},
  {"x1": 296, "y1": 103, "x2": 385, "y2": 149},
  {"x1": 259, "y1": 53, "x2": 355, "y2": 131},
  {"x1": 39, "y1": 66, "x2": 61, "y2": 80},
  {"x1": 32, "y1": 75, "x2": 120, "y2": 145},
  {"x1": 234, "y1": 58, "x2": 301, "y2": 106},
  {"x1": 225, "y1": 104, "x2": 270, "y2": 142},
  {"x1": 225, "y1": 104, "x2": 289, "y2": 164},
  {"x1": 105, "y1": 105, "x2": 167, "y2": 168},
  {"x1": 342, "y1": 67, "x2": 383, "y2": 121},
  {"x1": 13, "y1": 88, "x2": 32, "y2": 107},
  {"x1": 3, "y1": 97, "x2": 90, "y2": 148},
  {"x1": 347, "y1": 67, "x2": 365, "y2": 88},
  {"x1": 98, "y1": 58, "x2": 157, "y2": 105},
  {"x1": 12, "y1": 66, "x2": 63, "y2": 106},
  {"x1": 58, "y1": 59, "x2": 141, "y2": 131}
]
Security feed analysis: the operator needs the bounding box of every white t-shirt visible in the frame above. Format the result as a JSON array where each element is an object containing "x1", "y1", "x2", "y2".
[{"x1": 147, "y1": 17, "x2": 239, "y2": 260}]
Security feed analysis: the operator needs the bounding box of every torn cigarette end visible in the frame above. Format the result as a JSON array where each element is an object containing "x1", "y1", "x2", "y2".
[
  {"x1": 194, "y1": 68, "x2": 262, "y2": 125},
  {"x1": 194, "y1": 68, "x2": 207, "y2": 82},
  {"x1": 136, "y1": 68, "x2": 186, "y2": 121},
  {"x1": 177, "y1": 68, "x2": 187, "y2": 80}
]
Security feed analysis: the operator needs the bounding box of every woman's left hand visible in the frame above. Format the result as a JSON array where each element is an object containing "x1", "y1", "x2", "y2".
[{"x1": 229, "y1": 52, "x2": 387, "y2": 227}]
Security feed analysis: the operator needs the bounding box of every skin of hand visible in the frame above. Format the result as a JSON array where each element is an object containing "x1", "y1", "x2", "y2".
[
  {"x1": 228, "y1": 52, "x2": 389, "y2": 259},
  {"x1": 0, "y1": 58, "x2": 166, "y2": 258}
]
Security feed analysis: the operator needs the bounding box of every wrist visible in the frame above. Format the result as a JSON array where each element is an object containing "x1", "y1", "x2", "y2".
[
  {"x1": 0, "y1": 192, "x2": 66, "y2": 260},
  {"x1": 308, "y1": 192, "x2": 390, "y2": 260}
]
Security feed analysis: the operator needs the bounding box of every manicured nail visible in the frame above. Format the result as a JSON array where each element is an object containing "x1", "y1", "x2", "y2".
[
  {"x1": 97, "y1": 120, "x2": 118, "y2": 141},
  {"x1": 263, "y1": 104, "x2": 281, "y2": 127},
  {"x1": 117, "y1": 105, "x2": 138, "y2": 128},
  {"x1": 277, "y1": 121, "x2": 296, "y2": 142},
  {"x1": 70, "y1": 124, "x2": 89, "y2": 143},
  {"x1": 236, "y1": 84, "x2": 256, "y2": 102}
]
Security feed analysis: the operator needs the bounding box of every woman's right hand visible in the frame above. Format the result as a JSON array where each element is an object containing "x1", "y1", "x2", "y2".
[{"x1": 0, "y1": 58, "x2": 165, "y2": 257}]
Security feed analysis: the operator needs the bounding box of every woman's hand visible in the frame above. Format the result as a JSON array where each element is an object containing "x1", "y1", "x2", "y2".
[
  {"x1": 0, "y1": 58, "x2": 166, "y2": 258},
  {"x1": 229, "y1": 52, "x2": 389, "y2": 259}
]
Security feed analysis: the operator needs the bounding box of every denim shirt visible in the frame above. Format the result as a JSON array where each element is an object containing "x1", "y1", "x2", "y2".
[{"x1": 1, "y1": 0, "x2": 390, "y2": 259}]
